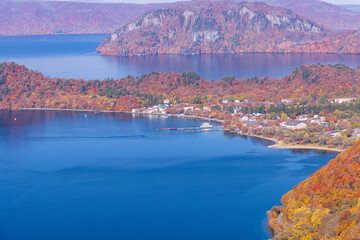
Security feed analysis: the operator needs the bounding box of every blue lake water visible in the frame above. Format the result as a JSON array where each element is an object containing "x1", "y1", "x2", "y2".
[
  {"x1": 0, "y1": 110, "x2": 337, "y2": 240},
  {"x1": 0, "y1": 34, "x2": 347, "y2": 239},
  {"x1": 0, "y1": 34, "x2": 359, "y2": 80}
]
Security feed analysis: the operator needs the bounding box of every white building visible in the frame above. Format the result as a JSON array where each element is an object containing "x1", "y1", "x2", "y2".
[
  {"x1": 184, "y1": 106, "x2": 194, "y2": 111},
  {"x1": 327, "y1": 131, "x2": 340, "y2": 137},
  {"x1": 281, "y1": 98, "x2": 296, "y2": 105},
  {"x1": 203, "y1": 106, "x2": 211, "y2": 111},
  {"x1": 353, "y1": 128, "x2": 360, "y2": 137},
  {"x1": 241, "y1": 116, "x2": 249, "y2": 122},
  {"x1": 334, "y1": 98, "x2": 357, "y2": 104},
  {"x1": 281, "y1": 121, "x2": 307, "y2": 130},
  {"x1": 310, "y1": 119, "x2": 321, "y2": 124},
  {"x1": 297, "y1": 115, "x2": 308, "y2": 121}
]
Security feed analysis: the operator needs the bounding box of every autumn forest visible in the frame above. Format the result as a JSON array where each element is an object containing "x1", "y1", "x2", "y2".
[{"x1": 2, "y1": 0, "x2": 360, "y2": 239}]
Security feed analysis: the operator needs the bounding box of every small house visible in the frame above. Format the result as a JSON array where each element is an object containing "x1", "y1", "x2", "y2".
[{"x1": 281, "y1": 121, "x2": 307, "y2": 130}]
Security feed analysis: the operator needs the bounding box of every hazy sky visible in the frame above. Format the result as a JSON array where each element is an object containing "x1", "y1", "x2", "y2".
[
  {"x1": 324, "y1": 0, "x2": 360, "y2": 4},
  {"x1": 16, "y1": 0, "x2": 360, "y2": 4}
]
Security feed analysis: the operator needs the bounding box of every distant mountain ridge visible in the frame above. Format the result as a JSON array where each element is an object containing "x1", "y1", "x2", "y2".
[
  {"x1": 97, "y1": 0, "x2": 360, "y2": 56},
  {"x1": 231, "y1": 0, "x2": 360, "y2": 31},
  {"x1": 0, "y1": 1, "x2": 167, "y2": 36},
  {"x1": 0, "y1": 0, "x2": 359, "y2": 36}
]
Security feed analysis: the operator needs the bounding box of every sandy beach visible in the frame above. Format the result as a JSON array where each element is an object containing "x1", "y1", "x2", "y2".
[{"x1": 237, "y1": 132, "x2": 344, "y2": 153}]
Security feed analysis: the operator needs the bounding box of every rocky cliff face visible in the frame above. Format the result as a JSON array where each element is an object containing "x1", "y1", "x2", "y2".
[
  {"x1": 236, "y1": 0, "x2": 360, "y2": 31},
  {"x1": 97, "y1": 1, "x2": 332, "y2": 56}
]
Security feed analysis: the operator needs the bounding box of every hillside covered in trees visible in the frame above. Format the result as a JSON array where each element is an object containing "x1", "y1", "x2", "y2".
[
  {"x1": 269, "y1": 139, "x2": 360, "y2": 239},
  {"x1": 97, "y1": 0, "x2": 360, "y2": 56},
  {"x1": 0, "y1": 62, "x2": 359, "y2": 112}
]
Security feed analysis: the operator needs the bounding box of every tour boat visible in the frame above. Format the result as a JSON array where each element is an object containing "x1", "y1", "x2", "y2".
[{"x1": 200, "y1": 122, "x2": 212, "y2": 129}]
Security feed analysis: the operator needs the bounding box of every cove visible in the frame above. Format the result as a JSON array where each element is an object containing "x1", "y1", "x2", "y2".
[{"x1": 0, "y1": 110, "x2": 337, "y2": 240}]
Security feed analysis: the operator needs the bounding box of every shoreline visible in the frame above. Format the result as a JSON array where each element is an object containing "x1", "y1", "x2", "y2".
[
  {"x1": 9, "y1": 107, "x2": 224, "y2": 124},
  {"x1": 237, "y1": 132, "x2": 344, "y2": 153},
  {"x1": 99, "y1": 51, "x2": 360, "y2": 57},
  {"x1": 5, "y1": 107, "x2": 343, "y2": 153},
  {"x1": 268, "y1": 143, "x2": 343, "y2": 153}
]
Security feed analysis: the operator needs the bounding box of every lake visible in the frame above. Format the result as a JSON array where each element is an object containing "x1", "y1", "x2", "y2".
[
  {"x1": 0, "y1": 110, "x2": 336, "y2": 240},
  {"x1": 0, "y1": 34, "x2": 347, "y2": 239},
  {"x1": 0, "y1": 34, "x2": 359, "y2": 80}
]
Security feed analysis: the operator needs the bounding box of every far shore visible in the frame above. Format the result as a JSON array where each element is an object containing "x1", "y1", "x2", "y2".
[
  {"x1": 4, "y1": 107, "x2": 343, "y2": 153},
  {"x1": 9, "y1": 107, "x2": 224, "y2": 124}
]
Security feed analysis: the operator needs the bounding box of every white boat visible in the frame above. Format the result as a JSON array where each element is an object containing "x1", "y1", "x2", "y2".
[{"x1": 200, "y1": 122, "x2": 212, "y2": 129}]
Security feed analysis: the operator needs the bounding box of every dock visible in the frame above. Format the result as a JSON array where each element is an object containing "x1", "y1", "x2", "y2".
[
  {"x1": 186, "y1": 129, "x2": 224, "y2": 133},
  {"x1": 156, "y1": 127, "x2": 223, "y2": 131}
]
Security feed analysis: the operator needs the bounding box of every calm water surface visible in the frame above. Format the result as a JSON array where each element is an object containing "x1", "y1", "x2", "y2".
[
  {"x1": 0, "y1": 110, "x2": 337, "y2": 240},
  {"x1": 0, "y1": 34, "x2": 346, "y2": 239},
  {"x1": 0, "y1": 34, "x2": 359, "y2": 80}
]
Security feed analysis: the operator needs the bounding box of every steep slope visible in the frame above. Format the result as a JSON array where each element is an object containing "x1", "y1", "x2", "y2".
[
  {"x1": 269, "y1": 139, "x2": 360, "y2": 239},
  {"x1": 97, "y1": 0, "x2": 360, "y2": 56},
  {"x1": 235, "y1": 0, "x2": 360, "y2": 31},
  {"x1": 0, "y1": 1, "x2": 166, "y2": 36}
]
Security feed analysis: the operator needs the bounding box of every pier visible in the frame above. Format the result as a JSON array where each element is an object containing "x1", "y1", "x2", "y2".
[
  {"x1": 155, "y1": 127, "x2": 223, "y2": 131},
  {"x1": 156, "y1": 121, "x2": 223, "y2": 132},
  {"x1": 186, "y1": 129, "x2": 224, "y2": 133}
]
